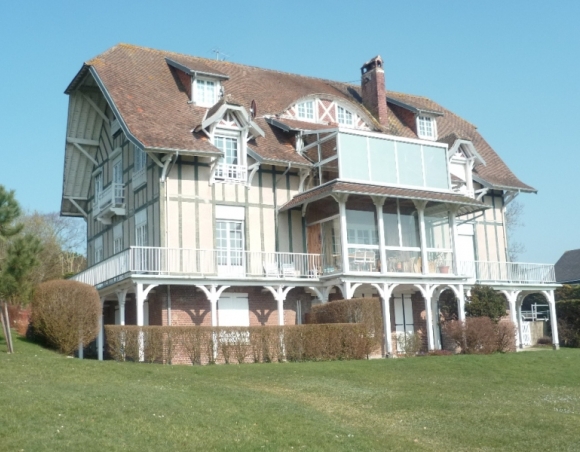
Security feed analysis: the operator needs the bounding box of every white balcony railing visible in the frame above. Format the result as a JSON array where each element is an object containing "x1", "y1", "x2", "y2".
[
  {"x1": 214, "y1": 163, "x2": 247, "y2": 183},
  {"x1": 71, "y1": 247, "x2": 321, "y2": 287},
  {"x1": 94, "y1": 183, "x2": 125, "y2": 216},
  {"x1": 458, "y1": 261, "x2": 556, "y2": 284}
]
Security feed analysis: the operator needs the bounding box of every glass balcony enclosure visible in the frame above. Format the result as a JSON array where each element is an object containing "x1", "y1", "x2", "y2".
[{"x1": 337, "y1": 132, "x2": 450, "y2": 190}]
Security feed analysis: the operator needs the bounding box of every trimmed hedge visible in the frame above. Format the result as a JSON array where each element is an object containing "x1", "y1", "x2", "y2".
[
  {"x1": 105, "y1": 323, "x2": 376, "y2": 365},
  {"x1": 308, "y1": 297, "x2": 382, "y2": 333},
  {"x1": 556, "y1": 299, "x2": 580, "y2": 347}
]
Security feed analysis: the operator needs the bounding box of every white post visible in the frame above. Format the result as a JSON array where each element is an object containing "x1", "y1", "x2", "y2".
[
  {"x1": 546, "y1": 291, "x2": 559, "y2": 350},
  {"x1": 116, "y1": 289, "x2": 127, "y2": 326},
  {"x1": 335, "y1": 194, "x2": 350, "y2": 273},
  {"x1": 97, "y1": 297, "x2": 105, "y2": 361},
  {"x1": 517, "y1": 299, "x2": 524, "y2": 347},
  {"x1": 380, "y1": 283, "x2": 393, "y2": 357},
  {"x1": 457, "y1": 284, "x2": 466, "y2": 321},
  {"x1": 136, "y1": 283, "x2": 145, "y2": 362},
  {"x1": 424, "y1": 289, "x2": 435, "y2": 351},
  {"x1": 372, "y1": 196, "x2": 387, "y2": 274},
  {"x1": 414, "y1": 201, "x2": 428, "y2": 274},
  {"x1": 78, "y1": 341, "x2": 83, "y2": 359},
  {"x1": 505, "y1": 291, "x2": 521, "y2": 349},
  {"x1": 448, "y1": 205, "x2": 459, "y2": 275}
]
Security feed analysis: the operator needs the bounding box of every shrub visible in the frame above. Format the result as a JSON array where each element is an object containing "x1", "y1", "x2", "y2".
[
  {"x1": 536, "y1": 336, "x2": 552, "y2": 346},
  {"x1": 466, "y1": 285, "x2": 507, "y2": 322},
  {"x1": 396, "y1": 331, "x2": 423, "y2": 357},
  {"x1": 443, "y1": 317, "x2": 516, "y2": 354},
  {"x1": 31, "y1": 280, "x2": 101, "y2": 355},
  {"x1": 556, "y1": 299, "x2": 580, "y2": 347}
]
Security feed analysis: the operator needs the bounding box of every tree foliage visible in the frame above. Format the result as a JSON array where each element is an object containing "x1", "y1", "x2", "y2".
[
  {"x1": 0, "y1": 186, "x2": 23, "y2": 240},
  {"x1": 465, "y1": 285, "x2": 507, "y2": 322},
  {"x1": 31, "y1": 280, "x2": 100, "y2": 355}
]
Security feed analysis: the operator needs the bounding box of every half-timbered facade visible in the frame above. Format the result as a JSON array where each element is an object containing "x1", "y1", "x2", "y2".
[{"x1": 61, "y1": 44, "x2": 559, "y2": 359}]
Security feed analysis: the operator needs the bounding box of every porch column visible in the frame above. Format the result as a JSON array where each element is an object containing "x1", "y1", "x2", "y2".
[
  {"x1": 457, "y1": 284, "x2": 466, "y2": 321},
  {"x1": 423, "y1": 287, "x2": 435, "y2": 351},
  {"x1": 265, "y1": 285, "x2": 295, "y2": 326},
  {"x1": 334, "y1": 194, "x2": 350, "y2": 273},
  {"x1": 97, "y1": 297, "x2": 105, "y2": 361},
  {"x1": 196, "y1": 285, "x2": 230, "y2": 327},
  {"x1": 135, "y1": 283, "x2": 158, "y2": 361},
  {"x1": 544, "y1": 290, "x2": 559, "y2": 350},
  {"x1": 447, "y1": 204, "x2": 460, "y2": 275},
  {"x1": 503, "y1": 290, "x2": 521, "y2": 349},
  {"x1": 116, "y1": 289, "x2": 128, "y2": 326},
  {"x1": 372, "y1": 196, "x2": 387, "y2": 274},
  {"x1": 374, "y1": 283, "x2": 394, "y2": 357},
  {"x1": 414, "y1": 201, "x2": 429, "y2": 274}
]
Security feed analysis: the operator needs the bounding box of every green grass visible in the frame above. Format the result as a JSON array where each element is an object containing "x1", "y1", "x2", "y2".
[{"x1": 1, "y1": 332, "x2": 580, "y2": 451}]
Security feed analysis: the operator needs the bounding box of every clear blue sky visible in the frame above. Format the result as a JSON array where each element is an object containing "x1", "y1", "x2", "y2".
[{"x1": 1, "y1": 0, "x2": 578, "y2": 265}]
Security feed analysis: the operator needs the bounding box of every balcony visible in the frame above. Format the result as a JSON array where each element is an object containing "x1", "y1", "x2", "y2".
[
  {"x1": 94, "y1": 183, "x2": 125, "y2": 224},
  {"x1": 458, "y1": 261, "x2": 556, "y2": 285},
  {"x1": 214, "y1": 163, "x2": 247, "y2": 183},
  {"x1": 71, "y1": 247, "x2": 556, "y2": 289},
  {"x1": 71, "y1": 247, "x2": 321, "y2": 288}
]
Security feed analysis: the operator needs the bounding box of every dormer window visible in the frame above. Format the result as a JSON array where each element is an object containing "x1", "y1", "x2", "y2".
[
  {"x1": 417, "y1": 116, "x2": 437, "y2": 140},
  {"x1": 194, "y1": 78, "x2": 219, "y2": 107},
  {"x1": 337, "y1": 106, "x2": 353, "y2": 126},
  {"x1": 297, "y1": 100, "x2": 315, "y2": 120},
  {"x1": 213, "y1": 131, "x2": 246, "y2": 183}
]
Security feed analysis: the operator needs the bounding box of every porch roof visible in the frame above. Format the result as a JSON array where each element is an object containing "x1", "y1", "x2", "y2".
[{"x1": 279, "y1": 180, "x2": 487, "y2": 214}]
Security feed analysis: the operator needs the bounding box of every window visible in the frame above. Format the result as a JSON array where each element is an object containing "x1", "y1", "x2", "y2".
[
  {"x1": 383, "y1": 201, "x2": 421, "y2": 273},
  {"x1": 113, "y1": 223, "x2": 123, "y2": 254},
  {"x1": 417, "y1": 116, "x2": 436, "y2": 140},
  {"x1": 337, "y1": 105, "x2": 353, "y2": 126},
  {"x1": 133, "y1": 146, "x2": 147, "y2": 188},
  {"x1": 297, "y1": 100, "x2": 314, "y2": 120},
  {"x1": 213, "y1": 133, "x2": 246, "y2": 182},
  {"x1": 346, "y1": 209, "x2": 379, "y2": 272},
  {"x1": 194, "y1": 79, "x2": 218, "y2": 107},
  {"x1": 394, "y1": 295, "x2": 414, "y2": 351},
  {"x1": 135, "y1": 210, "x2": 147, "y2": 246},
  {"x1": 94, "y1": 236, "x2": 103, "y2": 264},
  {"x1": 112, "y1": 157, "x2": 124, "y2": 205},
  {"x1": 94, "y1": 172, "x2": 103, "y2": 201}
]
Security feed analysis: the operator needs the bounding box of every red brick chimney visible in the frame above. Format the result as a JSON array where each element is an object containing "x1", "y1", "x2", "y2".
[{"x1": 361, "y1": 56, "x2": 388, "y2": 126}]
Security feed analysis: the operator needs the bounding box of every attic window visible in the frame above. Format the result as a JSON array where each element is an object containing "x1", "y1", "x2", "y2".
[
  {"x1": 194, "y1": 78, "x2": 219, "y2": 107},
  {"x1": 417, "y1": 116, "x2": 437, "y2": 140},
  {"x1": 337, "y1": 106, "x2": 353, "y2": 126},
  {"x1": 297, "y1": 101, "x2": 315, "y2": 120}
]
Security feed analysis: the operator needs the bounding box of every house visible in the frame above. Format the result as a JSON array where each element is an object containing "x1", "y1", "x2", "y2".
[
  {"x1": 555, "y1": 249, "x2": 580, "y2": 284},
  {"x1": 61, "y1": 44, "x2": 560, "y2": 359}
]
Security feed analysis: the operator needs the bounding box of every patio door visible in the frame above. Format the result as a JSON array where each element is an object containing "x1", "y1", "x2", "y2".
[
  {"x1": 394, "y1": 295, "x2": 414, "y2": 351},
  {"x1": 216, "y1": 220, "x2": 245, "y2": 277}
]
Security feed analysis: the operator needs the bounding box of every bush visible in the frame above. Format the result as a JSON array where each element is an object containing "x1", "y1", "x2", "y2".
[
  {"x1": 31, "y1": 280, "x2": 101, "y2": 355},
  {"x1": 556, "y1": 299, "x2": 580, "y2": 347},
  {"x1": 466, "y1": 285, "x2": 507, "y2": 322},
  {"x1": 105, "y1": 323, "x2": 375, "y2": 365},
  {"x1": 443, "y1": 317, "x2": 516, "y2": 354},
  {"x1": 396, "y1": 332, "x2": 423, "y2": 357}
]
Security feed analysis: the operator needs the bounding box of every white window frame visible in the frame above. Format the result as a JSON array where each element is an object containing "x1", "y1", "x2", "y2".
[
  {"x1": 193, "y1": 78, "x2": 219, "y2": 107},
  {"x1": 113, "y1": 223, "x2": 123, "y2": 254},
  {"x1": 213, "y1": 128, "x2": 247, "y2": 183},
  {"x1": 94, "y1": 171, "x2": 103, "y2": 202},
  {"x1": 337, "y1": 105, "x2": 354, "y2": 126},
  {"x1": 417, "y1": 115, "x2": 437, "y2": 140},
  {"x1": 296, "y1": 100, "x2": 315, "y2": 121},
  {"x1": 94, "y1": 236, "x2": 103, "y2": 264}
]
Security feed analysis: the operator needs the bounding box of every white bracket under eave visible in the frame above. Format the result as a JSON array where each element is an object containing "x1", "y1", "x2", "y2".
[
  {"x1": 247, "y1": 163, "x2": 260, "y2": 188},
  {"x1": 298, "y1": 168, "x2": 310, "y2": 192},
  {"x1": 208, "y1": 157, "x2": 219, "y2": 185},
  {"x1": 475, "y1": 188, "x2": 489, "y2": 201}
]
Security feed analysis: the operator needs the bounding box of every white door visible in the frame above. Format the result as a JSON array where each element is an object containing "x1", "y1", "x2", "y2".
[
  {"x1": 457, "y1": 223, "x2": 476, "y2": 277},
  {"x1": 218, "y1": 294, "x2": 250, "y2": 326},
  {"x1": 216, "y1": 220, "x2": 245, "y2": 277}
]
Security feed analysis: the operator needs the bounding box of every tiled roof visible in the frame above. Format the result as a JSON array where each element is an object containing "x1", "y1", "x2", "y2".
[
  {"x1": 73, "y1": 43, "x2": 533, "y2": 191},
  {"x1": 555, "y1": 249, "x2": 580, "y2": 283},
  {"x1": 279, "y1": 180, "x2": 486, "y2": 214}
]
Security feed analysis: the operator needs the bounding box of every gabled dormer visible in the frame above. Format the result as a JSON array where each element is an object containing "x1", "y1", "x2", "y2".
[
  {"x1": 445, "y1": 136, "x2": 486, "y2": 198},
  {"x1": 165, "y1": 57, "x2": 229, "y2": 108},
  {"x1": 387, "y1": 97, "x2": 444, "y2": 141},
  {"x1": 195, "y1": 100, "x2": 265, "y2": 184}
]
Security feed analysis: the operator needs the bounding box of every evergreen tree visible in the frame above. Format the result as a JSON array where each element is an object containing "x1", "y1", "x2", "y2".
[{"x1": 465, "y1": 285, "x2": 507, "y2": 323}]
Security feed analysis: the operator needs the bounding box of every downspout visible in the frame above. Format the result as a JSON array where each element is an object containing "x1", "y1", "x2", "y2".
[{"x1": 273, "y1": 163, "x2": 292, "y2": 252}]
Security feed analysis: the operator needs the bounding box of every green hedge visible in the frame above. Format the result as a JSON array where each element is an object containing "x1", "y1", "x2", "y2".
[
  {"x1": 104, "y1": 323, "x2": 376, "y2": 365},
  {"x1": 556, "y1": 299, "x2": 580, "y2": 347}
]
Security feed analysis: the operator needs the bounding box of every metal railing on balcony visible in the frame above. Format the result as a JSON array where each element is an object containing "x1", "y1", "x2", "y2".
[
  {"x1": 71, "y1": 247, "x2": 321, "y2": 287},
  {"x1": 94, "y1": 183, "x2": 125, "y2": 215},
  {"x1": 214, "y1": 163, "x2": 247, "y2": 183},
  {"x1": 458, "y1": 261, "x2": 556, "y2": 284}
]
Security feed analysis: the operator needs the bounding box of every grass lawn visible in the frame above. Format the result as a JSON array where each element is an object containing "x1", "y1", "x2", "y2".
[{"x1": 1, "y1": 332, "x2": 579, "y2": 451}]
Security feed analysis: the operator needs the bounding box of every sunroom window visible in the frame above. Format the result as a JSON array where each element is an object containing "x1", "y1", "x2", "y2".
[
  {"x1": 297, "y1": 100, "x2": 315, "y2": 120},
  {"x1": 425, "y1": 210, "x2": 452, "y2": 274},
  {"x1": 383, "y1": 201, "x2": 421, "y2": 273},
  {"x1": 346, "y1": 209, "x2": 379, "y2": 272},
  {"x1": 417, "y1": 116, "x2": 436, "y2": 140}
]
